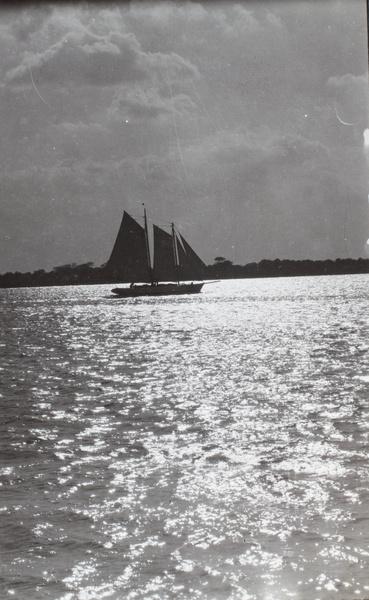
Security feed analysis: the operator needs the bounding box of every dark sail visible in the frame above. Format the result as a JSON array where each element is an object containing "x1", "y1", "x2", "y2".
[
  {"x1": 153, "y1": 225, "x2": 178, "y2": 282},
  {"x1": 106, "y1": 211, "x2": 151, "y2": 282},
  {"x1": 177, "y1": 233, "x2": 208, "y2": 280}
]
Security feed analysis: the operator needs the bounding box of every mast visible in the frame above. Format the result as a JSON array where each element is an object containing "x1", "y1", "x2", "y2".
[
  {"x1": 143, "y1": 204, "x2": 154, "y2": 284},
  {"x1": 171, "y1": 223, "x2": 180, "y2": 284}
]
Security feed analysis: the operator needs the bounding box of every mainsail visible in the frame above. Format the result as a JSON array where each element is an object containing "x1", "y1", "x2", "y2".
[
  {"x1": 153, "y1": 225, "x2": 177, "y2": 282},
  {"x1": 106, "y1": 211, "x2": 151, "y2": 282},
  {"x1": 107, "y1": 210, "x2": 207, "y2": 283}
]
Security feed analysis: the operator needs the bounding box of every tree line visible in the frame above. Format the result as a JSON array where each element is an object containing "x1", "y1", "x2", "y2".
[
  {"x1": 208, "y1": 256, "x2": 369, "y2": 279},
  {"x1": 0, "y1": 256, "x2": 368, "y2": 288}
]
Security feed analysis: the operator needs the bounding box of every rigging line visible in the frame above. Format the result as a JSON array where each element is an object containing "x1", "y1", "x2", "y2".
[
  {"x1": 28, "y1": 64, "x2": 51, "y2": 108},
  {"x1": 131, "y1": 211, "x2": 172, "y2": 230},
  {"x1": 166, "y1": 68, "x2": 196, "y2": 194},
  {"x1": 139, "y1": 213, "x2": 196, "y2": 233},
  {"x1": 189, "y1": 80, "x2": 220, "y2": 133},
  {"x1": 172, "y1": 217, "x2": 196, "y2": 228},
  {"x1": 132, "y1": 205, "x2": 194, "y2": 230}
]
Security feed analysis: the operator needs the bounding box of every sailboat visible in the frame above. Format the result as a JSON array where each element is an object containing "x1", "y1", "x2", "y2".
[{"x1": 108, "y1": 207, "x2": 208, "y2": 297}]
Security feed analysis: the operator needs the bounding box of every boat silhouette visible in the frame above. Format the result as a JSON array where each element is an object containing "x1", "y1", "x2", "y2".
[{"x1": 109, "y1": 207, "x2": 207, "y2": 298}]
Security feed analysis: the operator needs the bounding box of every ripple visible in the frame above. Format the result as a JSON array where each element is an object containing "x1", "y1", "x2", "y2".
[{"x1": 1, "y1": 276, "x2": 369, "y2": 599}]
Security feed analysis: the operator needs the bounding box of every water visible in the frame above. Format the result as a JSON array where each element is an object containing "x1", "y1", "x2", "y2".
[{"x1": 0, "y1": 275, "x2": 368, "y2": 600}]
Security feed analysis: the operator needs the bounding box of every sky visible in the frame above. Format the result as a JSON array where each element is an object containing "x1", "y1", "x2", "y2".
[{"x1": 1, "y1": 0, "x2": 368, "y2": 274}]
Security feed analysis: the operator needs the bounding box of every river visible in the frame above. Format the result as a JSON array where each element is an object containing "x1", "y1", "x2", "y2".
[{"x1": 1, "y1": 275, "x2": 368, "y2": 599}]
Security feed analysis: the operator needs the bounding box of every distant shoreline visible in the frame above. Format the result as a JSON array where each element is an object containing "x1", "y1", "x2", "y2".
[
  {"x1": 208, "y1": 257, "x2": 369, "y2": 280},
  {"x1": 0, "y1": 257, "x2": 368, "y2": 288}
]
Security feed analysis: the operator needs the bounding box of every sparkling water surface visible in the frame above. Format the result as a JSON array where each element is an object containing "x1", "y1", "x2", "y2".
[{"x1": 1, "y1": 275, "x2": 369, "y2": 600}]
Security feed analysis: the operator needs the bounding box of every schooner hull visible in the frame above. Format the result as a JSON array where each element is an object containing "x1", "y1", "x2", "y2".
[
  {"x1": 111, "y1": 282, "x2": 203, "y2": 298},
  {"x1": 107, "y1": 210, "x2": 208, "y2": 299}
]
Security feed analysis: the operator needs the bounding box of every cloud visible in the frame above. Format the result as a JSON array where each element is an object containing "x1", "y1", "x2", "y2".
[
  {"x1": 6, "y1": 30, "x2": 145, "y2": 86},
  {"x1": 109, "y1": 86, "x2": 197, "y2": 122},
  {"x1": 0, "y1": 1, "x2": 368, "y2": 272},
  {"x1": 178, "y1": 127, "x2": 330, "y2": 185},
  {"x1": 5, "y1": 16, "x2": 199, "y2": 88},
  {"x1": 9, "y1": 5, "x2": 53, "y2": 43}
]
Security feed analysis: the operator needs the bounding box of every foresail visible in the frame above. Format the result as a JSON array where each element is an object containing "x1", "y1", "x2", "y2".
[
  {"x1": 106, "y1": 210, "x2": 207, "y2": 284},
  {"x1": 106, "y1": 211, "x2": 151, "y2": 282},
  {"x1": 177, "y1": 233, "x2": 208, "y2": 281},
  {"x1": 153, "y1": 225, "x2": 178, "y2": 282}
]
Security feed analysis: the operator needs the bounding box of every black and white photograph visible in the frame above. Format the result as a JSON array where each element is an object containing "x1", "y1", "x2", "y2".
[{"x1": 1, "y1": 1, "x2": 369, "y2": 598}]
